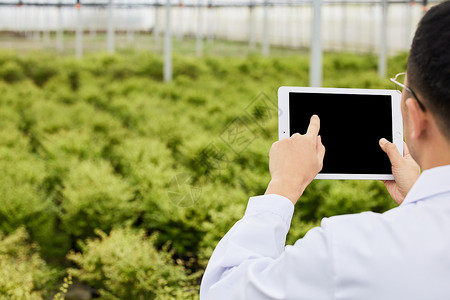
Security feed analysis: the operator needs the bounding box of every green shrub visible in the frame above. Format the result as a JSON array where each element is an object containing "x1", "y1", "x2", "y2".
[
  {"x1": 173, "y1": 56, "x2": 207, "y2": 80},
  {"x1": 20, "y1": 53, "x2": 59, "y2": 87},
  {"x1": 67, "y1": 68, "x2": 80, "y2": 92},
  {"x1": 135, "y1": 53, "x2": 164, "y2": 81},
  {"x1": 0, "y1": 61, "x2": 25, "y2": 83},
  {"x1": 0, "y1": 50, "x2": 18, "y2": 66},
  {"x1": 0, "y1": 228, "x2": 57, "y2": 300},
  {"x1": 197, "y1": 187, "x2": 249, "y2": 266},
  {"x1": 68, "y1": 227, "x2": 198, "y2": 300},
  {"x1": 0, "y1": 49, "x2": 404, "y2": 297},
  {"x1": 0, "y1": 125, "x2": 26, "y2": 149},
  {"x1": 43, "y1": 76, "x2": 79, "y2": 105},
  {"x1": 326, "y1": 52, "x2": 378, "y2": 71},
  {"x1": 0, "y1": 148, "x2": 66, "y2": 258},
  {"x1": 388, "y1": 52, "x2": 409, "y2": 75},
  {"x1": 204, "y1": 57, "x2": 230, "y2": 78},
  {"x1": 60, "y1": 159, "x2": 138, "y2": 239},
  {"x1": 108, "y1": 136, "x2": 174, "y2": 179}
]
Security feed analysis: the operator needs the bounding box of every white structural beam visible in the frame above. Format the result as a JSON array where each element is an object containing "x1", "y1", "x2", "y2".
[
  {"x1": 262, "y1": 0, "x2": 269, "y2": 56},
  {"x1": 341, "y1": 1, "x2": 346, "y2": 50},
  {"x1": 43, "y1": 7, "x2": 50, "y2": 43},
  {"x1": 154, "y1": 6, "x2": 160, "y2": 47},
  {"x1": 56, "y1": 6, "x2": 64, "y2": 52},
  {"x1": 405, "y1": 1, "x2": 413, "y2": 49},
  {"x1": 378, "y1": 0, "x2": 388, "y2": 78},
  {"x1": 75, "y1": 6, "x2": 83, "y2": 58},
  {"x1": 310, "y1": 0, "x2": 323, "y2": 87},
  {"x1": 207, "y1": 4, "x2": 215, "y2": 44},
  {"x1": 107, "y1": 0, "x2": 115, "y2": 53},
  {"x1": 163, "y1": 0, "x2": 172, "y2": 82},
  {"x1": 248, "y1": 3, "x2": 255, "y2": 51},
  {"x1": 196, "y1": 0, "x2": 203, "y2": 56},
  {"x1": 126, "y1": 0, "x2": 135, "y2": 43}
]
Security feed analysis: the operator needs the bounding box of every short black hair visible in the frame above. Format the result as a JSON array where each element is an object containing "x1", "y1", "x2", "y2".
[{"x1": 407, "y1": 0, "x2": 450, "y2": 140}]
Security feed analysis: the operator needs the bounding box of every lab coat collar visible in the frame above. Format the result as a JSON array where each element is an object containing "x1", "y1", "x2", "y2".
[{"x1": 401, "y1": 164, "x2": 450, "y2": 206}]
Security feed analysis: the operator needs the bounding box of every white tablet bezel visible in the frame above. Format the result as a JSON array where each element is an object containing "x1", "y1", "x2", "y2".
[{"x1": 278, "y1": 86, "x2": 403, "y2": 180}]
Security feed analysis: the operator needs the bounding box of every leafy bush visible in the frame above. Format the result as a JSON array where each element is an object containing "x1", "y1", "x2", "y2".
[
  {"x1": 327, "y1": 52, "x2": 378, "y2": 71},
  {"x1": 0, "y1": 49, "x2": 406, "y2": 297},
  {"x1": 173, "y1": 56, "x2": 208, "y2": 80},
  {"x1": 20, "y1": 53, "x2": 59, "y2": 87},
  {"x1": 60, "y1": 159, "x2": 138, "y2": 239},
  {"x1": 0, "y1": 61, "x2": 25, "y2": 83},
  {"x1": 68, "y1": 227, "x2": 198, "y2": 299},
  {"x1": 0, "y1": 147, "x2": 66, "y2": 258},
  {"x1": 0, "y1": 228, "x2": 56, "y2": 300},
  {"x1": 135, "y1": 54, "x2": 164, "y2": 81}
]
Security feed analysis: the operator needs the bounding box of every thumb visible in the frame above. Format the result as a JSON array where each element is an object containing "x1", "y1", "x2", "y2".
[
  {"x1": 379, "y1": 138, "x2": 402, "y2": 166},
  {"x1": 317, "y1": 135, "x2": 325, "y2": 162}
]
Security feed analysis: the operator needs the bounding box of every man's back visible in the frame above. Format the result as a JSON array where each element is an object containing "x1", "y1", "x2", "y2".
[
  {"x1": 201, "y1": 166, "x2": 450, "y2": 299},
  {"x1": 323, "y1": 166, "x2": 450, "y2": 299}
]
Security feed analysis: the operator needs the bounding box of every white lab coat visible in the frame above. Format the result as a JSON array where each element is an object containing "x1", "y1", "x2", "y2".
[{"x1": 200, "y1": 165, "x2": 450, "y2": 300}]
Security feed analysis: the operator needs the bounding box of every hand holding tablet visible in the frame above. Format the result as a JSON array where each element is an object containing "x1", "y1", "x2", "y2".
[
  {"x1": 278, "y1": 86, "x2": 403, "y2": 180},
  {"x1": 379, "y1": 138, "x2": 421, "y2": 204}
]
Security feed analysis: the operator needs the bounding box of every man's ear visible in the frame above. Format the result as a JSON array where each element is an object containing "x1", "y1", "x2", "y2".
[{"x1": 405, "y1": 97, "x2": 427, "y2": 140}]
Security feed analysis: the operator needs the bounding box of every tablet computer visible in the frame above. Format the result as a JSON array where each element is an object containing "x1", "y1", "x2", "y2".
[{"x1": 278, "y1": 86, "x2": 403, "y2": 180}]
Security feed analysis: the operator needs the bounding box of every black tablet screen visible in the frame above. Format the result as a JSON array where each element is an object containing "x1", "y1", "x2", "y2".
[{"x1": 289, "y1": 92, "x2": 393, "y2": 174}]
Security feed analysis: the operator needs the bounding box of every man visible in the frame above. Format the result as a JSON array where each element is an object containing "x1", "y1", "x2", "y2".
[{"x1": 200, "y1": 1, "x2": 450, "y2": 299}]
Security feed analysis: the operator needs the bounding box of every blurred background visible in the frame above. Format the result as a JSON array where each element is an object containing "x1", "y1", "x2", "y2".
[
  {"x1": 0, "y1": 0, "x2": 439, "y2": 299},
  {"x1": 0, "y1": 0, "x2": 428, "y2": 51}
]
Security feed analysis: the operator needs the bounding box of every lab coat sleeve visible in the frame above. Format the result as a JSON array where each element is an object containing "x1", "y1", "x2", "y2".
[{"x1": 200, "y1": 194, "x2": 334, "y2": 300}]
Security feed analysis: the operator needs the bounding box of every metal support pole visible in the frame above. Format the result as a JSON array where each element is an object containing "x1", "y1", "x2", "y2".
[
  {"x1": 248, "y1": 2, "x2": 255, "y2": 51},
  {"x1": 57, "y1": 6, "x2": 64, "y2": 52},
  {"x1": 76, "y1": 6, "x2": 83, "y2": 59},
  {"x1": 164, "y1": 0, "x2": 172, "y2": 82},
  {"x1": 15, "y1": 6, "x2": 20, "y2": 42},
  {"x1": 43, "y1": 7, "x2": 50, "y2": 43},
  {"x1": 127, "y1": 25, "x2": 135, "y2": 43},
  {"x1": 405, "y1": 1, "x2": 413, "y2": 48},
  {"x1": 196, "y1": 0, "x2": 203, "y2": 56},
  {"x1": 378, "y1": 0, "x2": 388, "y2": 78},
  {"x1": 341, "y1": 1, "x2": 346, "y2": 50},
  {"x1": 89, "y1": 13, "x2": 97, "y2": 39},
  {"x1": 207, "y1": 3, "x2": 214, "y2": 44},
  {"x1": 262, "y1": 0, "x2": 269, "y2": 56},
  {"x1": 127, "y1": 0, "x2": 135, "y2": 43},
  {"x1": 310, "y1": 0, "x2": 322, "y2": 87},
  {"x1": 154, "y1": 5, "x2": 160, "y2": 47},
  {"x1": 107, "y1": 0, "x2": 115, "y2": 54},
  {"x1": 33, "y1": 8, "x2": 41, "y2": 41},
  {"x1": 298, "y1": 5, "x2": 304, "y2": 48},
  {"x1": 287, "y1": 0, "x2": 293, "y2": 48},
  {"x1": 175, "y1": 5, "x2": 183, "y2": 41}
]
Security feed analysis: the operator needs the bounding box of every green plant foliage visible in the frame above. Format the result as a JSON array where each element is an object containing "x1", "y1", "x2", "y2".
[
  {"x1": 20, "y1": 52, "x2": 60, "y2": 87},
  {"x1": 0, "y1": 49, "x2": 407, "y2": 297},
  {"x1": 60, "y1": 159, "x2": 138, "y2": 238},
  {"x1": 0, "y1": 61, "x2": 25, "y2": 83},
  {"x1": 0, "y1": 228, "x2": 57, "y2": 300},
  {"x1": 67, "y1": 228, "x2": 198, "y2": 299},
  {"x1": 0, "y1": 147, "x2": 66, "y2": 258}
]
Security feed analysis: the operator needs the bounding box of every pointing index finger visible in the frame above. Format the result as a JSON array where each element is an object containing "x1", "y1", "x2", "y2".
[{"x1": 306, "y1": 115, "x2": 320, "y2": 137}]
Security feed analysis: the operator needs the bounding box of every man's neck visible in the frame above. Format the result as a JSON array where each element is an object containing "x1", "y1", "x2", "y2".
[{"x1": 418, "y1": 137, "x2": 450, "y2": 171}]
